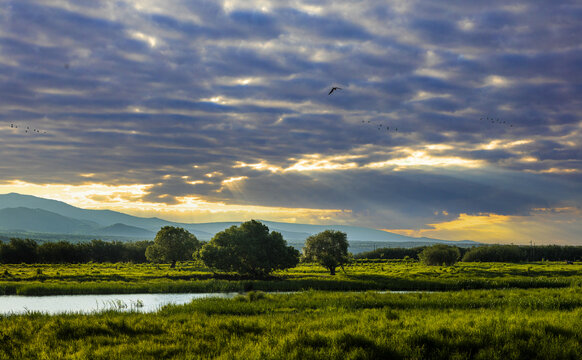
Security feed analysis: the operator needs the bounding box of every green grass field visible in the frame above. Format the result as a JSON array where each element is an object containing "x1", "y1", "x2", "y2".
[
  {"x1": 2, "y1": 261, "x2": 581, "y2": 359},
  {"x1": 0, "y1": 260, "x2": 582, "y2": 359},
  {"x1": 1, "y1": 260, "x2": 581, "y2": 295},
  {"x1": 2, "y1": 289, "x2": 582, "y2": 359}
]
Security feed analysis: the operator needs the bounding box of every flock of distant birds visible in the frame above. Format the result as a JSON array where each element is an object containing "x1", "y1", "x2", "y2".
[
  {"x1": 362, "y1": 120, "x2": 398, "y2": 132},
  {"x1": 481, "y1": 116, "x2": 513, "y2": 128},
  {"x1": 328, "y1": 86, "x2": 398, "y2": 133},
  {"x1": 8, "y1": 123, "x2": 48, "y2": 135},
  {"x1": 3, "y1": 86, "x2": 514, "y2": 138},
  {"x1": 4, "y1": 63, "x2": 64, "y2": 135},
  {"x1": 328, "y1": 86, "x2": 515, "y2": 134}
]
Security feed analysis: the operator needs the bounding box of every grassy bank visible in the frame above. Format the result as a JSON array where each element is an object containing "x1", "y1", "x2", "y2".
[
  {"x1": 2, "y1": 289, "x2": 582, "y2": 359},
  {"x1": 1, "y1": 260, "x2": 581, "y2": 295}
]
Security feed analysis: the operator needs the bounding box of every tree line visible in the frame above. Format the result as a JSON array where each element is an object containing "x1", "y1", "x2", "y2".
[
  {"x1": 0, "y1": 238, "x2": 152, "y2": 264},
  {"x1": 144, "y1": 220, "x2": 349, "y2": 276},
  {"x1": 3, "y1": 222, "x2": 580, "y2": 274},
  {"x1": 357, "y1": 244, "x2": 582, "y2": 263},
  {"x1": 0, "y1": 220, "x2": 350, "y2": 276}
]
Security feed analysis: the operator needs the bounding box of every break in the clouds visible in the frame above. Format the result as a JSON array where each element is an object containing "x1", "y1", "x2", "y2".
[{"x1": 1, "y1": 0, "x2": 581, "y2": 243}]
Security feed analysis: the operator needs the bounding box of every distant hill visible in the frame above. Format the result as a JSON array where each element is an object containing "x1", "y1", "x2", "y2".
[
  {"x1": 0, "y1": 193, "x2": 480, "y2": 249},
  {"x1": 0, "y1": 207, "x2": 98, "y2": 234},
  {"x1": 94, "y1": 223, "x2": 155, "y2": 237},
  {"x1": 259, "y1": 220, "x2": 418, "y2": 242},
  {"x1": 0, "y1": 193, "x2": 174, "y2": 231}
]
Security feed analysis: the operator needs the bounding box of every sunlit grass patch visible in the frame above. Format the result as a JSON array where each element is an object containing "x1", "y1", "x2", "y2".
[{"x1": 0, "y1": 261, "x2": 581, "y2": 295}]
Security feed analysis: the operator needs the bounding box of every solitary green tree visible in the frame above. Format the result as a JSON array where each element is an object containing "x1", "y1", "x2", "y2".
[
  {"x1": 199, "y1": 220, "x2": 299, "y2": 276},
  {"x1": 302, "y1": 230, "x2": 349, "y2": 275},
  {"x1": 146, "y1": 226, "x2": 200, "y2": 268}
]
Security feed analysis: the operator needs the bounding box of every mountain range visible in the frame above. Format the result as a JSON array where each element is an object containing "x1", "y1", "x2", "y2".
[{"x1": 0, "y1": 193, "x2": 478, "y2": 249}]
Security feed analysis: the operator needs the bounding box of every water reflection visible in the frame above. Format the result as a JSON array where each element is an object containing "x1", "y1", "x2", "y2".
[{"x1": 0, "y1": 293, "x2": 238, "y2": 315}]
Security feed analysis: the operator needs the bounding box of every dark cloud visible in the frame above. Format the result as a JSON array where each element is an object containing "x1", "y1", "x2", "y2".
[
  {"x1": 7, "y1": 2, "x2": 124, "y2": 41},
  {"x1": 1, "y1": 0, "x2": 581, "y2": 233},
  {"x1": 278, "y1": 8, "x2": 372, "y2": 40},
  {"x1": 149, "y1": 9, "x2": 282, "y2": 40},
  {"x1": 141, "y1": 177, "x2": 222, "y2": 205},
  {"x1": 214, "y1": 167, "x2": 569, "y2": 228}
]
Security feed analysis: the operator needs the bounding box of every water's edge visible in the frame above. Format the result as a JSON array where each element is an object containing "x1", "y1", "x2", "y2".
[
  {"x1": 0, "y1": 292, "x2": 240, "y2": 315},
  {"x1": 0, "y1": 291, "x2": 423, "y2": 316}
]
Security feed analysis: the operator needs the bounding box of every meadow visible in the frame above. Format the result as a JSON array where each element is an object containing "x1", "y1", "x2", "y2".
[
  {"x1": 1, "y1": 261, "x2": 582, "y2": 358},
  {"x1": 2, "y1": 289, "x2": 582, "y2": 359},
  {"x1": 1, "y1": 260, "x2": 581, "y2": 295}
]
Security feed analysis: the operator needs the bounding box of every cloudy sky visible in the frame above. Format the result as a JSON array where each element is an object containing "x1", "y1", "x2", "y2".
[{"x1": 1, "y1": 0, "x2": 581, "y2": 244}]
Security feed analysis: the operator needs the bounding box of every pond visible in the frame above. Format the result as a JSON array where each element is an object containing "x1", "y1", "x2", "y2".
[
  {"x1": 0, "y1": 293, "x2": 239, "y2": 315},
  {"x1": 0, "y1": 290, "x2": 427, "y2": 316}
]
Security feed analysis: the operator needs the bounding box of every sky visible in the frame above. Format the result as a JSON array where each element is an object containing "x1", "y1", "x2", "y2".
[{"x1": 1, "y1": 0, "x2": 581, "y2": 244}]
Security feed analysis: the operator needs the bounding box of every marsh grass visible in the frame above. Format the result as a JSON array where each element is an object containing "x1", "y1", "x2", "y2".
[
  {"x1": 0, "y1": 261, "x2": 581, "y2": 295},
  {"x1": 2, "y1": 262, "x2": 581, "y2": 358},
  {"x1": 2, "y1": 289, "x2": 582, "y2": 359}
]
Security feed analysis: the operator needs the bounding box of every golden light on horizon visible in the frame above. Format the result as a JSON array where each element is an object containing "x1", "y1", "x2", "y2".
[
  {"x1": 386, "y1": 208, "x2": 582, "y2": 245},
  {"x1": 2, "y1": 179, "x2": 580, "y2": 244},
  {"x1": 0, "y1": 180, "x2": 350, "y2": 225},
  {"x1": 0, "y1": 180, "x2": 151, "y2": 209}
]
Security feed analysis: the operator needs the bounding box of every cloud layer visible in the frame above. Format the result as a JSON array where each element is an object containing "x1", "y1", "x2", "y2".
[{"x1": 1, "y1": 0, "x2": 581, "y2": 242}]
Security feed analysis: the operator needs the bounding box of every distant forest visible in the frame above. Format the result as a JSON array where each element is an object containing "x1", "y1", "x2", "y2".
[
  {"x1": 1, "y1": 238, "x2": 581, "y2": 264},
  {"x1": 0, "y1": 238, "x2": 152, "y2": 264}
]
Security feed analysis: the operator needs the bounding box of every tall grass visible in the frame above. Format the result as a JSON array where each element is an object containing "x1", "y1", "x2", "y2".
[{"x1": 2, "y1": 289, "x2": 582, "y2": 359}]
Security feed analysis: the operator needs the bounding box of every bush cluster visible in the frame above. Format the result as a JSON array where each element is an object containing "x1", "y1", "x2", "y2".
[{"x1": 355, "y1": 247, "x2": 427, "y2": 260}]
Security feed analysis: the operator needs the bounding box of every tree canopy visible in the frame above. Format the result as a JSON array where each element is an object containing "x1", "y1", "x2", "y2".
[
  {"x1": 198, "y1": 220, "x2": 299, "y2": 276},
  {"x1": 302, "y1": 230, "x2": 349, "y2": 275},
  {"x1": 0, "y1": 238, "x2": 38, "y2": 264},
  {"x1": 145, "y1": 226, "x2": 200, "y2": 268},
  {"x1": 462, "y1": 245, "x2": 524, "y2": 263},
  {"x1": 418, "y1": 244, "x2": 460, "y2": 266}
]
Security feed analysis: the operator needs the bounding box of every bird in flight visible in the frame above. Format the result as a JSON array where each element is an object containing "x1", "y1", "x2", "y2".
[{"x1": 328, "y1": 87, "x2": 342, "y2": 95}]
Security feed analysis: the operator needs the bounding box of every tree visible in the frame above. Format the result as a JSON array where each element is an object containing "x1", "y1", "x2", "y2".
[
  {"x1": 418, "y1": 244, "x2": 460, "y2": 266},
  {"x1": 199, "y1": 220, "x2": 299, "y2": 276},
  {"x1": 302, "y1": 230, "x2": 349, "y2": 275},
  {"x1": 145, "y1": 226, "x2": 200, "y2": 268}
]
